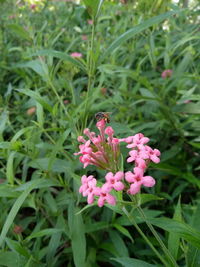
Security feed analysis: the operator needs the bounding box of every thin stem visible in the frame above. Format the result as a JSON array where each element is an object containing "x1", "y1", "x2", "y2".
[
  {"x1": 137, "y1": 205, "x2": 179, "y2": 267},
  {"x1": 181, "y1": 238, "x2": 189, "y2": 267},
  {"x1": 122, "y1": 206, "x2": 169, "y2": 267},
  {"x1": 83, "y1": 21, "x2": 96, "y2": 129}
]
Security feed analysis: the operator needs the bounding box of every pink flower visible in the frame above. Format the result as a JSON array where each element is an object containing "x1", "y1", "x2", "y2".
[
  {"x1": 129, "y1": 182, "x2": 141, "y2": 195},
  {"x1": 77, "y1": 136, "x2": 86, "y2": 143},
  {"x1": 70, "y1": 52, "x2": 82, "y2": 58},
  {"x1": 27, "y1": 106, "x2": 36, "y2": 116},
  {"x1": 125, "y1": 167, "x2": 155, "y2": 195},
  {"x1": 81, "y1": 35, "x2": 88, "y2": 41},
  {"x1": 79, "y1": 175, "x2": 94, "y2": 196},
  {"x1": 87, "y1": 19, "x2": 93, "y2": 25},
  {"x1": 104, "y1": 172, "x2": 124, "y2": 191},
  {"x1": 75, "y1": 120, "x2": 161, "y2": 206},
  {"x1": 161, "y1": 69, "x2": 173, "y2": 79},
  {"x1": 183, "y1": 100, "x2": 191, "y2": 104},
  {"x1": 144, "y1": 146, "x2": 161, "y2": 163},
  {"x1": 97, "y1": 186, "x2": 116, "y2": 207},
  {"x1": 105, "y1": 126, "x2": 114, "y2": 137},
  {"x1": 126, "y1": 133, "x2": 149, "y2": 149},
  {"x1": 79, "y1": 154, "x2": 92, "y2": 168},
  {"x1": 30, "y1": 4, "x2": 36, "y2": 10},
  {"x1": 79, "y1": 175, "x2": 98, "y2": 204}
]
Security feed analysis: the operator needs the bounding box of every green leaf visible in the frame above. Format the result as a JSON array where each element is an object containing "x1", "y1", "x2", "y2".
[
  {"x1": 140, "y1": 194, "x2": 163, "y2": 205},
  {"x1": 68, "y1": 200, "x2": 86, "y2": 267},
  {"x1": 0, "y1": 185, "x2": 20, "y2": 198},
  {"x1": 102, "y1": 10, "x2": 181, "y2": 61},
  {"x1": 26, "y1": 228, "x2": 63, "y2": 241},
  {"x1": 113, "y1": 224, "x2": 133, "y2": 242},
  {"x1": 16, "y1": 89, "x2": 53, "y2": 113},
  {"x1": 32, "y1": 50, "x2": 87, "y2": 72},
  {"x1": 28, "y1": 158, "x2": 70, "y2": 173},
  {"x1": 6, "y1": 151, "x2": 16, "y2": 185},
  {"x1": 174, "y1": 102, "x2": 200, "y2": 114},
  {"x1": 0, "y1": 251, "x2": 26, "y2": 267},
  {"x1": 187, "y1": 201, "x2": 200, "y2": 267},
  {"x1": 46, "y1": 214, "x2": 66, "y2": 264},
  {"x1": 168, "y1": 198, "x2": 182, "y2": 260},
  {"x1": 83, "y1": 0, "x2": 103, "y2": 19},
  {"x1": 14, "y1": 60, "x2": 49, "y2": 81},
  {"x1": 149, "y1": 217, "x2": 200, "y2": 249},
  {"x1": 109, "y1": 230, "x2": 129, "y2": 257},
  {"x1": 0, "y1": 179, "x2": 54, "y2": 246},
  {"x1": 111, "y1": 257, "x2": 156, "y2": 267},
  {"x1": 0, "y1": 110, "x2": 8, "y2": 141},
  {"x1": 5, "y1": 238, "x2": 30, "y2": 258},
  {"x1": 7, "y1": 24, "x2": 31, "y2": 41},
  {"x1": 85, "y1": 221, "x2": 109, "y2": 233}
]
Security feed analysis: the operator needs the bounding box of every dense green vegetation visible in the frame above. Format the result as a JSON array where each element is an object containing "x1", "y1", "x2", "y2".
[{"x1": 0, "y1": 0, "x2": 200, "y2": 266}]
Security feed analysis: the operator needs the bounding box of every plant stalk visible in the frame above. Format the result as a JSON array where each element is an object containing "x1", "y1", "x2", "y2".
[
  {"x1": 136, "y1": 202, "x2": 179, "y2": 267},
  {"x1": 122, "y1": 206, "x2": 169, "y2": 266}
]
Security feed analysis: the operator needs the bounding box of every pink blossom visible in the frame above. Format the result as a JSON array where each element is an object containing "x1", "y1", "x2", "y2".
[
  {"x1": 8, "y1": 14, "x2": 16, "y2": 19},
  {"x1": 97, "y1": 186, "x2": 116, "y2": 207},
  {"x1": 81, "y1": 35, "x2": 88, "y2": 41},
  {"x1": 77, "y1": 136, "x2": 86, "y2": 143},
  {"x1": 105, "y1": 126, "x2": 114, "y2": 137},
  {"x1": 87, "y1": 19, "x2": 93, "y2": 25},
  {"x1": 161, "y1": 69, "x2": 173, "y2": 79},
  {"x1": 144, "y1": 146, "x2": 161, "y2": 163},
  {"x1": 70, "y1": 52, "x2": 82, "y2": 58},
  {"x1": 79, "y1": 175, "x2": 95, "y2": 196},
  {"x1": 125, "y1": 167, "x2": 155, "y2": 195},
  {"x1": 75, "y1": 120, "x2": 161, "y2": 206},
  {"x1": 129, "y1": 182, "x2": 141, "y2": 195},
  {"x1": 79, "y1": 175, "x2": 98, "y2": 204},
  {"x1": 30, "y1": 4, "x2": 36, "y2": 10},
  {"x1": 183, "y1": 100, "x2": 191, "y2": 104},
  {"x1": 96, "y1": 119, "x2": 106, "y2": 130},
  {"x1": 104, "y1": 172, "x2": 124, "y2": 191},
  {"x1": 126, "y1": 133, "x2": 149, "y2": 149}
]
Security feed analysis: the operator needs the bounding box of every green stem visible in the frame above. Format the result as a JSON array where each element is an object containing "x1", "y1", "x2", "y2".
[
  {"x1": 122, "y1": 206, "x2": 169, "y2": 266},
  {"x1": 137, "y1": 205, "x2": 179, "y2": 267},
  {"x1": 83, "y1": 20, "x2": 96, "y2": 129}
]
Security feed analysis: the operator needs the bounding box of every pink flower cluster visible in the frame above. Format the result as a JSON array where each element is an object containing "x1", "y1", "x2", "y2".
[
  {"x1": 74, "y1": 119, "x2": 120, "y2": 172},
  {"x1": 161, "y1": 69, "x2": 173, "y2": 79},
  {"x1": 70, "y1": 52, "x2": 82, "y2": 58},
  {"x1": 79, "y1": 172, "x2": 124, "y2": 207},
  {"x1": 75, "y1": 120, "x2": 161, "y2": 207}
]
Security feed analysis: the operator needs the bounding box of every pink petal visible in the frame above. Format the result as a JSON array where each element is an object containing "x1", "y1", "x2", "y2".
[
  {"x1": 142, "y1": 176, "x2": 155, "y2": 187},
  {"x1": 105, "y1": 172, "x2": 114, "y2": 182},
  {"x1": 150, "y1": 155, "x2": 160, "y2": 163},
  {"x1": 128, "y1": 182, "x2": 141, "y2": 195},
  {"x1": 114, "y1": 171, "x2": 124, "y2": 181},
  {"x1": 133, "y1": 167, "x2": 144, "y2": 177},
  {"x1": 127, "y1": 156, "x2": 134, "y2": 163},
  {"x1": 125, "y1": 171, "x2": 135, "y2": 183},
  {"x1": 105, "y1": 126, "x2": 114, "y2": 136},
  {"x1": 106, "y1": 194, "x2": 116, "y2": 205},
  {"x1": 101, "y1": 183, "x2": 112, "y2": 193},
  {"x1": 135, "y1": 158, "x2": 146, "y2": 169},
  {"x1": 113, "y1": 181, "x2": 124, "y2": 191},
  {"x1": 98, "y1": 197, "x2": 105, "y2": 207},
  {"x1": 87, "y1": 194, "x2": 94, "y2": 204}
]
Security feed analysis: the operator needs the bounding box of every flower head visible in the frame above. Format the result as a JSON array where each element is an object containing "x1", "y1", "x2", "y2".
[
  {"x1": 75, "y1": 119, "x2": 120, "y2": 172},
  {"x1": 161, "y1": 69, "x2": 173, "y2": 79},
  {"x1": 76, "y1": 121, "x2": 161, "y2": 207},
  {"x1": 70, "y1": 52, "x2": 82, "y2": 58},
  {"x1": 125, "y1": 167, "x2": 155, "y2": 195}
]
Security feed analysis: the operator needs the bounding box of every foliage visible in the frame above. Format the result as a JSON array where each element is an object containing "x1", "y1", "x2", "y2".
[{"x1": 0, "y1": 0, "x2": 200, "y2": 266}]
